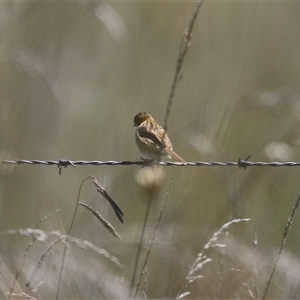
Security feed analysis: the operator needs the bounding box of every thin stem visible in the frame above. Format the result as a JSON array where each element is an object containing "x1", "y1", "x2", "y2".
[
  {"x1": 262, "y1": 193, "x2": 300, "y2": 299},
  {"x1": 163, "y1": 1, "x2": 203, "y2": 132},
  {"x1": 130, "y1": 193, "x2": 153, "y2": 298},
  {"x1": 55, "y1": 176, "x2": 90, "y2": 300}
]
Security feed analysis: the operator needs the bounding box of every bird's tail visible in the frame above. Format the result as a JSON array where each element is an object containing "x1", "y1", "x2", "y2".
[{"x1": 166, "y1": 149, "x2": 187, "y2": 165}]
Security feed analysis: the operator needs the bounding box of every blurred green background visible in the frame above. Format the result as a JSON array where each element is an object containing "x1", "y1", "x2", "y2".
[{"x1": 1, "y1": 1, "x2": 300, "y2": 299}]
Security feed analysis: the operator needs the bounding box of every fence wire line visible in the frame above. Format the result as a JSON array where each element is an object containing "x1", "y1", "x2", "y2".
[{"x1": 1, "y1": 159, "x2": 300, "y2": 169}]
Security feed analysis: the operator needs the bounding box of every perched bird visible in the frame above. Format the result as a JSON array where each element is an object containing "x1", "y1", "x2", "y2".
[{"x1": 134, "y1": 112, "x2": 186, "y2": 164}]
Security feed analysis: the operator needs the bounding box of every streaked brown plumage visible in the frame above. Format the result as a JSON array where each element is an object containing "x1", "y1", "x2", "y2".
[{"x1": 134, "y1": 112, "x2": 186, "y2": 164}]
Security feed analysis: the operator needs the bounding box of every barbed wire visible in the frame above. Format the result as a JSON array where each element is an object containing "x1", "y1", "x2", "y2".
[{"x1": 1, "y1": 158, "x2": 300, "y2": 175}]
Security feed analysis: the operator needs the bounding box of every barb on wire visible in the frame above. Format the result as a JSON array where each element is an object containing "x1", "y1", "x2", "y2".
[
  {"x1": 1, "y1": 159, "x2": 300, "y2": 170},
  {"x1": 238, "y1": 155, "x2": 251, "y2": 170},
  {"x1": 58, "y1": 159, "x2": 75, "y2": 175}
]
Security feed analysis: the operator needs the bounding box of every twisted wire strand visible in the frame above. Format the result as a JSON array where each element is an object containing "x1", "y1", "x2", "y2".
[{"x1": 1, "y1": 159, "x2": 300, "y2": 167}]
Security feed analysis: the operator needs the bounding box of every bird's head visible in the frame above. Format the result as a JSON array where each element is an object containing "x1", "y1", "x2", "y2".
[{"x1": 133, "y1": 112, "x2": 154, "y2": 127}]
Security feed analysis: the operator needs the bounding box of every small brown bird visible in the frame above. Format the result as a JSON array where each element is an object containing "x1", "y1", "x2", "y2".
[{"x1": 134, "y1": 112, "x2": 186, "y2": 164}]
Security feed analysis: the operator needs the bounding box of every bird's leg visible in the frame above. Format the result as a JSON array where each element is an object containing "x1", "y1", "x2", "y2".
[{"x1": 141, "y1": 158, "x2": 156, "y2": 168}]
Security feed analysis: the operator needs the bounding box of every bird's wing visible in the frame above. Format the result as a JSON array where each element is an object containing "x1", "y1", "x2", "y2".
[{"x1": 138, "y1": 122, "x2": 167, "y2": 148}]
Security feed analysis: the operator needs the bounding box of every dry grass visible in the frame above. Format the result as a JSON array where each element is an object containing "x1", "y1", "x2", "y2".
[{"x1": 1, "y1": 1, "x2": 300, "y2": 299}]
